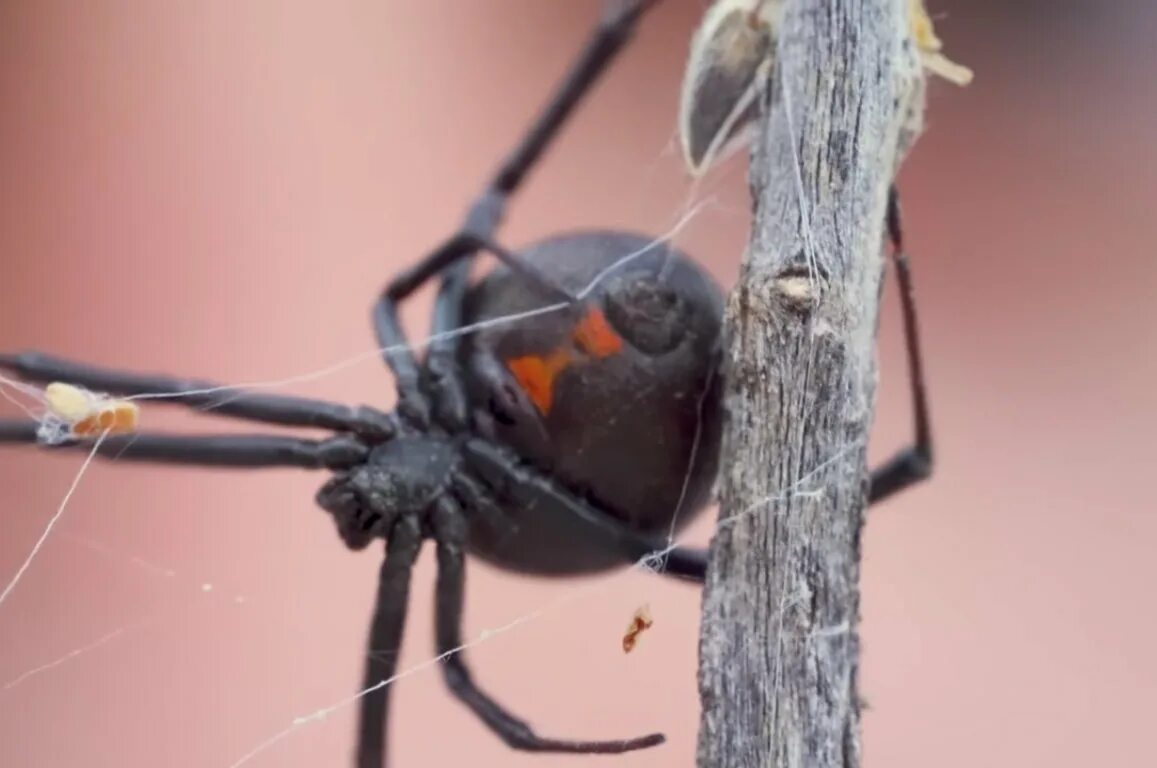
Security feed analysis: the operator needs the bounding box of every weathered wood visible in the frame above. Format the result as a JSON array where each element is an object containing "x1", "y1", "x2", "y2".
[{"x1": 696, "y1": 1, "x2": 925, "y2": 766}]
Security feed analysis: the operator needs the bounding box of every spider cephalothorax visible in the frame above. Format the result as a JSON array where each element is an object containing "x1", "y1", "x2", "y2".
[
  {"x1": 318, "y1": 432, "x2": 455, "y2": 550},
  {"x1": 0, "y1": 1, "x2": 934, "y2": 765}
]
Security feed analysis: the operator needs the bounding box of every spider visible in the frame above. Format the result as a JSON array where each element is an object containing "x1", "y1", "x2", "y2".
[{"x1": 0, "y1": 1, "x2": 933, "y2": 765}]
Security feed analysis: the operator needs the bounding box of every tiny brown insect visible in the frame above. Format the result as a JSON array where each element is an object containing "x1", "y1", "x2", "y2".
[{"x1": 622, "y1": 604, "x2": 654, "y2": 654}]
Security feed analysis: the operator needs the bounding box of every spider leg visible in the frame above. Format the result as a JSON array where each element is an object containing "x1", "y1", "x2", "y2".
[
  {"x1": 0, "y1": 352, "x2": 393, "y2": 437},
  {"x1": 462, "y1": 438, "x2": 707, "y2": 581},
  {"x1": 487, "y1": 0, "x2": 662, "y2": 196},
  {"x1": 373, "y1": 238, "x2": 578, "y2": 426},
  {"x1": 423, "y1": 259, "x2": 475, "y2": 429},
  {"x1": 356, "y1": 516, "x2": 423, "y2": 768},
  {"x1": 641, "y1": 189, "x2": 938, "y2": 573},
  {"x1": 867, "y1": 186, "x2": 934, "y2": 503},
  {"x1": 374, "y1": 0, "x2": 661, "y2": 426},
  {"x1": 429, "y1": 495, "x2": 665, "y2": 754},
  {"x1": 653, "y1": 195, "x2": 940, "y2": 568},
  {"x1": 576, "y1": 194, "x2": 939, "y2": 567},
  {"x1": 450, "y1": 472, "x2": 519, "y2": 544},
  {"x1": 0, "y1": 420, "x2": 367, "y2": 469}
]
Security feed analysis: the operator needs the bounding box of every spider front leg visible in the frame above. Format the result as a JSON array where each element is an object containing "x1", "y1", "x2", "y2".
[
  {"x1": 373, "y1": 235, "x2": 578, "y2": 426},
  {"x1": 626, "y1": 188, "x2": 938, "y2": 579},
  {"x1": 372, "y1": 0, "x2": 661, "y2": 428},
  {"x1": 0, "y1": 420, "x2": 368, "y2": 469},
  {"x1": 429, "y1": 496, "x2": 665, "y2": 754},
  {"x1": 0, "y1": 351, "x2": 393, "y2": 436}
]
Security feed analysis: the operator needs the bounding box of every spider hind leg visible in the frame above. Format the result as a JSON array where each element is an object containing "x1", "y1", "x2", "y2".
[
  {"x1": 429, "y1": 497, "x2": 666, "y2": 754},
  {"x1": 370, "y1": 0, "x2": 660, "y2": 431},
  {"x1": 867, "y1": 186, "x2": 934, "y2": 503}
]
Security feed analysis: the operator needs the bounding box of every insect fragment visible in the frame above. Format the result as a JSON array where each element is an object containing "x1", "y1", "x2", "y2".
[
  {"x1": 622, "y1": 604, "x2": 654, "y2": 654},
  {"x1": 40, "y1": 381, "x2": 139, "y2": 444},
  {"x1": 909, "y1": 0, "x2": 973, "y2": 86},
  {"x1": 677, "y1": 0, "x2": 971, "y2": 177}
]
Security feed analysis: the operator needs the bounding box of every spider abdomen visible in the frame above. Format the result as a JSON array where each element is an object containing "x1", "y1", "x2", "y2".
[{"x1": 459, "y1": 231, "x2": 725, "y2": 574}]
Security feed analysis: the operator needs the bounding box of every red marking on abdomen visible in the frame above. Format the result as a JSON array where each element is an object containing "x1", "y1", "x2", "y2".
[
  {"x1": 506, "y1": 349, "x2": 572, "y2": 416},
  {"x1": 504, "y1": 305, "x2": 625, "y2": 416},
  {"x1": 572, "y1": 307, "x2": 623, "y2": 358}
]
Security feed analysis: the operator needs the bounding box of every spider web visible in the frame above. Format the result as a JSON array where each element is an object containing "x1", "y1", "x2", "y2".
[
  {"x1": 0, "y1": 129, "x2": 842, "y2": 768},
  {"x1": 226, "y1": 446, "x2": 849, "y2": 768},
  {"x1": 0, "y1": 193, "x2": 693, "y2": 756},
  {"x1": 0, "y1": 192, "x2": 714, "y2": 596}
]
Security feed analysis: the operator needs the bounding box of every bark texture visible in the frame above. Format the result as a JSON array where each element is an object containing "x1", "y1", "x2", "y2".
[{"x1": 696, "y1": 2, "x2": 925, "y2": 767}]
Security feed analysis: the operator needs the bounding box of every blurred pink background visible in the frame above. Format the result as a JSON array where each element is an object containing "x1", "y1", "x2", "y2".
[{"x1": 1, "y1": 1, "x2": 1154, "y2": 766}]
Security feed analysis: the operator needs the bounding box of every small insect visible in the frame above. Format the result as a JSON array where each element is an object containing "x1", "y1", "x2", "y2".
[
  {"x1": 40, "y1": 382, "x2": 139, "y2": 444},
  {"x1": 678, "y1": 0, "x2": 970, "y2": 178},
  {"x1": 0, "y1": 1, "x2": 935, "y2": 765},
  {"x1": 622, "y1": 604, "x2": 654, "y2": 654}
]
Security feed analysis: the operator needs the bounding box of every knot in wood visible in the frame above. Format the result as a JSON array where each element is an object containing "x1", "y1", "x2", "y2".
[{"x1": 773, "y1": 262, "x2": 820, "y2": 315}]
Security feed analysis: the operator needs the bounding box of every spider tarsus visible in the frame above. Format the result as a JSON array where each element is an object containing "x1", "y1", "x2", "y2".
[
  {"x1": 528, "y1": 731, "x2": 667, "y2": 754},
  {"x1": 440, "y1": 656, "x2": 666, "y2": 754},
  {"x1": 867, "y1": 445, "x2": 933, "y2": 504}
]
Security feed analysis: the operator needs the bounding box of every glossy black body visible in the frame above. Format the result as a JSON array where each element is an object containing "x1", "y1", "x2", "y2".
[{"x1": 461, "y1": 231, "x2": 724, "y2": 574}]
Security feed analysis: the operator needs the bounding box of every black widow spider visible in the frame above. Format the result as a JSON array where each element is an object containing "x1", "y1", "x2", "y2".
[{"x1": 0, "y1": 1, "x2": 932, "y2": 765}]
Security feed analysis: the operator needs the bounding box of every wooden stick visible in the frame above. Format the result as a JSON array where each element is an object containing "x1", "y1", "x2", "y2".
[{"x1": 696, "y1": 1, "x2": 926, "y2": 766}]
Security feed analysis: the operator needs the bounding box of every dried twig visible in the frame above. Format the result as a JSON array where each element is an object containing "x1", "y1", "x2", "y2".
[{"x1": 695, "y1": 1, "x2": 926, "y2": 766}]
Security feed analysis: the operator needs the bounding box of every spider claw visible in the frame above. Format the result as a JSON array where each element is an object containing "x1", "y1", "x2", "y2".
[{"x1": 526, "y1": 730, "x2": 666, "y2": 754}]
